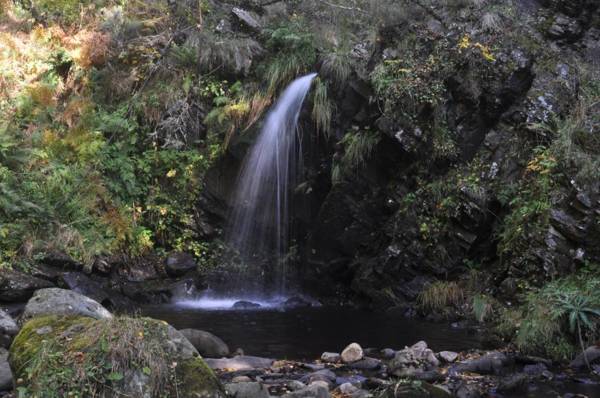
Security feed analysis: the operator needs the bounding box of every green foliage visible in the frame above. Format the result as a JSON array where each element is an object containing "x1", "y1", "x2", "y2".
[
  {"x1": 517, "y1": 275, "x2": 600, "y2": 360},
  {"x1": 472, "y1": 294, "x2": 493, "y2": 323},
  {"x1": 30, "y1": 0, "x2": 98, "y2": 24},
  {"x1": 320, "y1": 51, "x2": 351, "y2": 87},
  {"x1": 331, "y1": 128, "x2": 380, "y2": 183}
]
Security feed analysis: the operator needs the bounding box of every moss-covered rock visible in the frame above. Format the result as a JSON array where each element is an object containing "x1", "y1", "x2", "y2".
[{"x1": 9, "y1": 315, "x2": 226, "y2": 397}]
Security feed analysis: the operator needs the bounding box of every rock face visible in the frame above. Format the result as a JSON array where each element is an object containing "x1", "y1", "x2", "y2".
[
  {"x1": 9, "y1": 315, "x2": 226, "y2": 397},
  {"x1": 165, "y1": 252, "x2": 197, "y2": 277},
  {"x1": 341, "y1": 343, "x2": 364, "y2": 363},
  {"x1": 0, "y1": 270, "x2": 54, "y2": 303},
  {"x1": 0, "y1": 310, "x2": 18, "y2": 349},
  {"x1": 179, "y1": 328, "x2": 230, "y2": 358},
  {"x1": 20, "y1": 288, "x2": 112, "y2": 323},
  {"x1": 231, "y1": 7, "x2": 261, "y2": 32}
]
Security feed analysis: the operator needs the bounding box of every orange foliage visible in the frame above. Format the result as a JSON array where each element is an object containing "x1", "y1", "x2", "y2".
[
  {"x1": 66, "y1": 30, "x2": 111, "y2": 68},
  {"x1": 27, "y1": 83, "x2": 56, "y2": 107}
]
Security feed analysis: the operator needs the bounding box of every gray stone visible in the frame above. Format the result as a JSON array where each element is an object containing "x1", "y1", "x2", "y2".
[
  {"x1": 0, "y1": 309, "x2": 18, "y2": 348},
  {"x1": 231, "y1": 8, "x2": 262, "y2": 31},
  {"x1": 225, "y1": 382, "x2": 270, "y2": 398},
  {"x1": 497, "y1": 373, "x2": 529, "y2": 393},
  {"x1": 0, "y1": 348, "x2": 13, "y2": 391},
  {"x1": 320, "y1": 352, "x2": 340, "y2": 363},
  {"x1": 439, "y1": 351, "x2": 459, "y2": 363},
  {"x1": 283, "y1": 381, "x2": 330, "y2": 398},
  {"x1": 165, "y1": 252, "x2": 196, "y2": 277},
  {"x1": 570, "y1": 346, "x2": 600, "y2": 368},
  {"x1": 179, "y1": 328, "x2": 230, "y2": 358},
  {"x1": 380, "y1": 348, "x2": 396, "y2": 359},
  {"x1": 348, "y1": 357, "x2": 381, "y2": 370},
  {"x1": 341, "y1": 343, "x2": 363, "y2": 363},
  {"x1": 206, "y1": 356, "x2": 274, "y2": 371},
  {"x1": 0, "y1": 270, "x2": 54, "y2": 303},
  {"x1": 232, "y1": 376, "x2": 252, "y2": 383},
  {"x1": 389, "y1": 341, "x2": 440, "y2": 376},
  {"x1": 452, "y1": 352, "x2": 512, "y2": 375},
  {"x1": 21, "y1": 288, "x2": 112, "y2": 323}
]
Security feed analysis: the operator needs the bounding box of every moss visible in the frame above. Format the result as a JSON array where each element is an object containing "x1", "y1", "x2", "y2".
[{"x1": 9, "y1": 315, "x2": 224, "y2": 397}]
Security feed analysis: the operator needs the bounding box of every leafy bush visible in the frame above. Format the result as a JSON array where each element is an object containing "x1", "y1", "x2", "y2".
[{"x1": 517, "y1": 275, "x2": 600, "y2": 360}]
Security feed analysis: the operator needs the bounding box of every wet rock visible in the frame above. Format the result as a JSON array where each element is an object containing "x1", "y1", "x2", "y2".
[
  {"x1": 380, "y1": 348, "x2": 396, "y2": 359},
  {"x1": 0, "y1": 270, "x2": 54, "y2": 303},
  {"x1": 231, "y1": 376, "x2": 252, "y2": 383},
  {"x1": 287, "y1": 380, "x2": 306, "y2": 391},
  {"x1": 320, "y1": 352, "x2": 340, "y2": 363},
  {"x1": 0, "y1": 348, "x2": 13, "y2": 391},
  {"x1": 231, "y1": 7, "x2": 261, "y2": 32},
  {"x1": 545, "y1": 13, "x2": 584, "y2": 41},
  {"x1": 233, "y1": 301, "x2": 261, "y2": 309},
  {"x1": 225, "y1": 381, "x2": 270, "y2": 398},
  {"x1": 301, "y1": 369, "x2": 336, "y2": 386},
  {"x1": 0, "y1": 310, "x2": 18, "y2": 349},
  {"x1": 60, "y1": 272, "x2": 132, "y2": 311},
  {"x1": 497, "y1": 373, "x2": 528, "y2": 393},
  {"x1": 338, "y1": 383, "x2": 358, "y2": 395},
  {"x1": 283, "y1": 381, "x2": 330, "y2": 398},
  {"x1": 348, "y1": 357, "x2": 381, "y2": 371},
  {"x1": 165, "y1": 252, "x2": 197, "y2": 277},
  {"x1": 179, "y1": 328, "x2": 230, "y2": 358},
  {"x1": 39, "y1": 251, "x2": 80, "y2": 270},
  {"x1": 523, "y1": 363, "x2": 548, "y2": 377},
  {"x1": 455, "y1": 382, "x2": 481, "y2": 398},
  {"x1": 452, "y1": 352, "x2": 512, "y2": 375},
  {"x1": 389, "y1": 341, "x2": 440, "y2": 376},
  {"x1": 335, "y1": 375, "x2": 367, "y2": 386},
  {"x1": 206, "y1": 356, "x2": 275, "y2": 371},
  {"x1": 439, "y1": 351, "x2": 458, "y2": 363},
  {"x1": 20, "y1": 288, "x2": 112, "y2": 323},
  {"x1": 570, "y1": 346, "x2": 600, "y2": 368},
  {"x1": 341, "y1": 343, "x2": 364, "y2": 363},
  {"x1": 550, "y1": 209, "x2": 586, "y2": 242}
]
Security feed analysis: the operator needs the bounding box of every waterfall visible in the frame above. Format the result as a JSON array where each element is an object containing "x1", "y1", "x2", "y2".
[{"x1": 226, "y1": 73, "x2": 317, "y2": 296}]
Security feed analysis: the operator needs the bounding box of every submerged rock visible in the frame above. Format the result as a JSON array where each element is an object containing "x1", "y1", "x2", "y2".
[
  {"x1": 233, "y1": 300, "x2": 261, "y2": 309},
  {"x1": 9, "y1": 315, "x2": 225, "y2": 397},
  {"x1": 282, "y1": 296, "x2": 314, "y2": 309},
  {"x1": 20, "y1": 288, "x2": 112, "y2": 323},
  {"x1": 179, "y1": 328, "x2": 230, "y2": 358},
  {"x1": 341, "y1": 343, "x2": 364, "y2": 363}
]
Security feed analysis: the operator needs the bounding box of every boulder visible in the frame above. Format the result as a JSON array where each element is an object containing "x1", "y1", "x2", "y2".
[
  {"x1": 0, "y1": 348, "x2": 13, "y2": 391},
  {"x1": 570, "y1": 346, "x2": 600, "y2": 368},
  {"x1": 233, "y1": 301, "x2": 261, "y2": 309},
  {"x1": 0, "y1": 270, "x2": 54, "y2": 303},
  {"x1": 165, "y1": 252, "x2": 197, "y2": 277},
  {"x1": 341, "y1": 343, "x2": 364, "y2": 363},
  {"x1": 20, "y1": 288, "x2": 112, "y2": 323},
  {"x1": 0, "y1": 309, "x2": 18, "y2": 349},
  {"x1": 205, "y1": 355, "x2": 275, "y2": 371},
  {"x1": 179, "y1": 328, "x2": 230, "y2": 357},
  {"x1": 9, "y1": 316, "x2": 225, "y2": 397},
  {"x1": 60, "y1": 272, "x2": 132, "y2": 311},
  {"x1": 225, "y1": 381, "x2": 270, "y2": 398},
  {"x1": 389, "y1": 341, "x2": 440, "y2": 376},
  {"x1": 320, "y1": 352, "x2": 340, "y2": 363}
]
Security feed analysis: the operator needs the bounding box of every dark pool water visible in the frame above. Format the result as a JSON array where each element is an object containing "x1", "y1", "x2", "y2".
[{"x1": 141, "y1": 304, "x2": 483, "y2": 360}]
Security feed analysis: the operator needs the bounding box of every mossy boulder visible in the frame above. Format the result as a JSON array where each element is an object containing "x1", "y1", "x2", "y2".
[{"x1": 9, "y1": 315, "x2": 226, "y2": 397}]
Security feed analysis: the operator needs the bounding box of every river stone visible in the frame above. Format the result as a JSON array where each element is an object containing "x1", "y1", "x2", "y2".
[
  {"x1": 179, "y1": 328, "x2": 230, "y2": 358},
  {"x1": 165, "y1": 252, "x2": 197, "y2": 277},
  {"x1": 0, "y1": 348, "x2": 12, "y2": 391},
  {"x1": 452, "y1": 352, "x2": 512, "y2": 375},
  {"x1": 348, "y1": 357, "x2": 381, "y2": 370},
  {"x1": 0, "y1": 309, "x2": 18, "y2": 348},
  {"x1": 338, "y1": 383, "x2": 358, "y2": 395},
  {"x1": 439, "y1": 351, "x2": 459, "y2": 363},
  {"x1": 225, "y1": 381, "x2": 270, "y2": 398},
  {"x1": 320, "y1": 352, "x2": 340, "y2": 363},
  {"x1": 20, "y1": 288, "x2": 112, "y2": 323},
  {"x1": 380, "y1": 348, "x2": 396, "y2": 359},
  {"x1": 341, "y1": 343, "x2": 364, "y2": 363},
  {"x1": 0, "y1": 270, "x2": 54, "y2": 303},
  {"x1": 283, "y1": 381, "x2": 330, "y2": 398},
  {"x1": 497, "y1": 373, "x2": 529, "y2": 393},
  {"x1": 206, "y1": 355, "x2": 275, "y2": 371}
]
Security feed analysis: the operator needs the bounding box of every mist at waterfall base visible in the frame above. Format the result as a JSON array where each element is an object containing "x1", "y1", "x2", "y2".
[{"x1": 178, "y1": 73, "x2": 318, "y2": 309}]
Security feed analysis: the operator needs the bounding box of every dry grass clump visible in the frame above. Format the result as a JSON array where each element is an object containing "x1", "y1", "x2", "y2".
[{"x1": 417, "y1": 281, "x2": 465, "y2": 311}]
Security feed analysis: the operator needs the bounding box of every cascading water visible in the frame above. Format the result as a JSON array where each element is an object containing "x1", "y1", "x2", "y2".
[{"x1": 225, "y1": 72, "x2": 318, "y2": 297}]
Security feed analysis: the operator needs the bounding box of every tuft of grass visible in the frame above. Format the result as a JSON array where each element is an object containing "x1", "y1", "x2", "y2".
[
  {"x1": 311, "y1": 77, "x2": 332, "y2": 138},
  {"x1": 472, "y1": 294, "x2": 493, "y2": 323},
  {"x1": 320, "y1": 51, "x2": 351, "y2": 87},
  {"x1": 418, "y1": 281, "x2": 465, "y2": 312}
]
